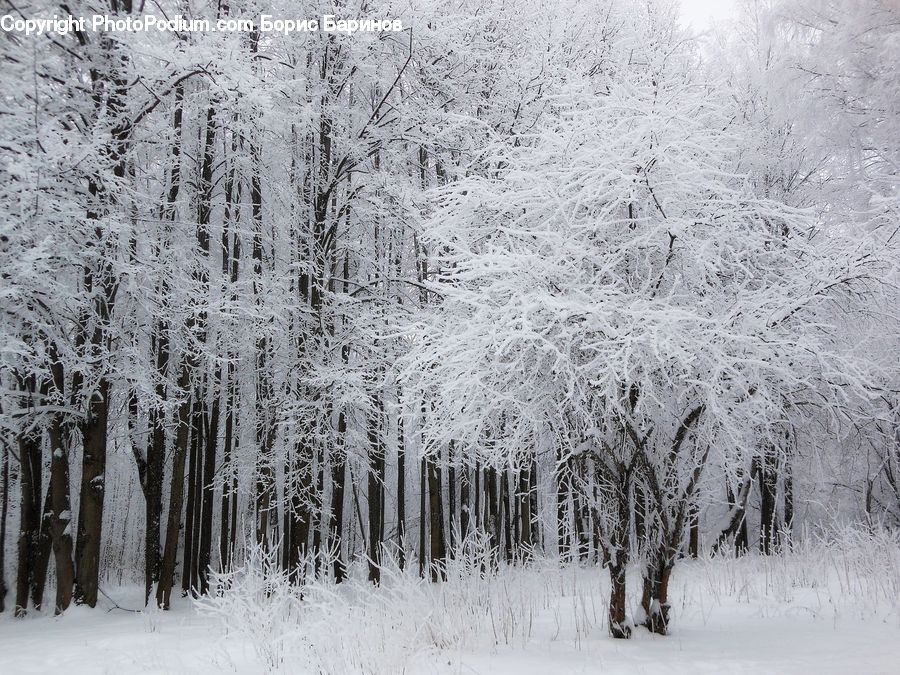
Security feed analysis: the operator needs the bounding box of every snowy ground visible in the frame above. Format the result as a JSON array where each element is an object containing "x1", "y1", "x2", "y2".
[{"x1": 3, "y1": 536, "x2": 899, "y2": 674}]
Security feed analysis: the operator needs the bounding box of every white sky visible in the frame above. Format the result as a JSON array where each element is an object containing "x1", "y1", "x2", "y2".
[{"x1": 678, "y1": 0, "x2": 739, "y2": 29}]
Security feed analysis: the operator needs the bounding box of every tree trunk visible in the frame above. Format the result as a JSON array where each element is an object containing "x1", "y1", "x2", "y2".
[
  {"x1": 329, "y1": 416, "x2": 347, "y2": 582},
  {"x1": 529, "y1": 461, "x2": 540, "y2": 550},
  {"x1": 688, "y1": 505, "x2": 700, "y2": 558},
  {"x1": 759, "y1": 449, "x2": 778, "y2": 554},
  {"x1": 713, "y1": 463, "x2": 757, "y2": 556},
  {"x1": 15, "y1": 392, "x2": 42, "y2": 616},
  {"x1": 608, "y1": 561, "x2": 631, "y2": 639},
  {"x1": 640, "y1": 557, "x2": 673, "y2": 635},
  {"x1": 156, "y1": 364, "x2": 192, "y2": 609},
  {"x1": 288, "y1": 436, "x2": 312, "y2": 583},
  {"x1": 427, "y1": 455, "x2": 447, "y2": 581},
  {"x1": 783, "y1": 461, "x2": 794, "y2": 548},
  {"x1": 144, "y1": 328, "x2": 168, "y2": 604},
  {"x1": 396, "y1": 416, "x2": 406, "y2": 570},
  {"x1": 182, "y1": 406, "x2": 201, "y2": 596},
  {"x1": 501, "y1": 468, "x2": 512, "y2": 562},
  {"x1": 367, "y1": 399, "x2": 385, "y2": 584},
  {"x1": 419, "y1": 457, "x2": 427, "y2": 578},
  {"x1": 73, "y1": 377, "x2": 109, "y2": 607},
  {"x1": 198, "y1": 390, "x2": 219, "y2": 595},
  {"x1": 517, "y1": 462, "x2": 533, "y2": 558},
  {"x1": 144, "y1": 82, "x2": 180, "y2": 604},
  {"x1": 448, "y1": 446, "x2": 457, "y2": 557},
  {"x1": 573, "y1": 489, "x2": 588, "y2": 561},
  {"x1": 486, "y1": 466, "x2": 499, "y2": 564},
  {"x1": 459, "y1": 465, "x2": 470, "y2": 549},
  {"x1": 556, "y1": 456, "x2": 569, "y2": 560},
  {"x1": 218, "y1": 366, "x2": 237, "y2": 574},
  {"x1": 312, "y1": 448, "x2": 325, "y2": 576},
  {"x1": 46, "y1": 416, "x2": 75, "y2": 614},
  {"x1": 32, "y1": 481, "x2": 52, "y2": 610},
  {"x1": 0, "y1": 419, "x2": 9, "y2": 613},
  {"x1": 474, "y1": 461, "x2": 482, "y2": 533}
]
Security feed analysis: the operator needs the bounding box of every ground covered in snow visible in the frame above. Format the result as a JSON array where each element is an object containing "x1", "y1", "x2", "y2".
[{"x1": 3, "y1": 534, "x2": 899, "y2": 674}]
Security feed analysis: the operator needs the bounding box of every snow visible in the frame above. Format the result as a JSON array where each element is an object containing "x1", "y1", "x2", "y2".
[{"x1": 3, "y1": 553, "x2": 897, "y2": 675}]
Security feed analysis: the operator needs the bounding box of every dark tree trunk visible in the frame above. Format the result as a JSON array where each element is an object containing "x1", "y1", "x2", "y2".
[
  {"x1": 448, "y1": 446, "x2": 457, "y2": 557},
  {"x1": 32, "y1": 483, "x2": 52, "y2": 610},
  {"x1": 608, "y1": 561, "x2": 631, "y2": 639},
  {"x1": 156, "y1": 364, "x2": 193, "y2": 609},
  {"x1": 0, "y1": 420, "x2": 9, "y2": 613},
  {"x1": 501, "y1": 468, "x2": 512, "y2": 562},
  {"x1": 556, "y1": 457, "x2": 569, "y2": 560},
  {"x1": 759, "y1": 449, "x2": 778, "y2": 554},
  {"x1": 74, "y1": 377, "x2": 109, "y2": 608},
  {"x1": 288, "y1": 439, "x2": 312, "y2": 583},
  {"x1": 218, "y1": 107, "x2": 240, "y2": 576},
  {"x1": 46, "y1": 416, "x2": 75, "y2": 614},
  {"x1": 15, "y1": 392, "x2": 42, "y2": 616},
  {"x1": 529, "y1": 461, "x2": 540, "y2": 549},
  {"x1": 198, "y1": 389, "x2": 218, "y2": 595},
  {"x1": 427, "y1": 455, "x2": 447, "y2": 581},
  {"x1": 474, "y1": 461, "x2": 482, "y2": 533},
  {"x1": 218, "y1": 366, "x2": 237, "y2": 574},
  {"x1": 459, "y1": 466, "x2": 470, "y2": 548},
  {"x1": 182, "y1": 407, "x2": 200, "y2": 596},
  {"x1": 144, "y1": 329, "x2": 168, "y2": 604},
  {"x1": 329, "y1": 416, "x2": 347, "y2": 582},
  {"x1": 602, "y1": 464, "x2": 632, "y2": 639},
  {"x1": 367, "y1": 399, "x2": 385, "y2": 584},
  {"x1": 640, "y1": 557, "x2": 673, "y2": 635},
  {"x1": 486, "y1": 467, "x2": 499, "y2": 562},
  {"x1": 688, "y1": 505, "x2": 700, "y2": 558},
  {"x1": 312, "y1": 448, "x2": 325, "y2": 576},
  {"x1": 419, "y1": 457, "x2": 426, "y2": 578},
  {"x1": 573, "y1": 490, "x2": 588, "y2": 561},
  {"x1": 713, "y1": 463, "x2": 757, "y2": 556},
  {"x1": 396, "y1": 416, "x2": 406, "y2": 570},
  {"x1": 783, "y1": 461, "x2": 794, "y2": 547},
  {"x1": 251, "y1": 127, "x2": 276, "y2": 554},
  {"x1": 143, "y1": 82, "x2": 180, "y2": 604},
  {"x1": 517, "y1": 462, "x2": 533, "y2": 558}
]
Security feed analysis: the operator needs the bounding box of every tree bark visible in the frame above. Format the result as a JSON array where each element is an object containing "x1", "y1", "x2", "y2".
[
  {"x1": 367, "y1": 398, "x2": 385, "y2": 584},
  {"x1": 517, "y1": 462, "x2": 533, "y2": 558},
  {"x1": 419, "y1": 457, "x2": 426, "y2": 577},
  {"x1": 459, "y1": 466, "x2": 470, "y2": 549},
  {"x1": 688, "y1": 504, "x2": 700, "y2": 558},
  {"x1": 427, "y1": 455, "x2": 447, "y2": 581},
  {"x1": 15, "y1": 381, "x2": 42, "y2": 616},
  {"x1": 182, "y1": 408, "x2": 200, "y2": 596},
  {"x1": 329, "y1": 415, "x2": 347, "y2": 582},
  {"x1": 46, "y1": 415, "x2": 75, "y2": 614},
  {"x1": 486, "y1": 466, "x2": 499, "y2": 564},
  {"x1": 608, "y1": 560, "x2": 631, "y2": 639},
  {"x1": 156, "y1": 365, "x2": 192, "y2": 609},
  {"x1": 396, "y1": 416, "x2": 406, "y2": 570},
  {"x1": 501, "y1": 468, "x2": 512, "y2": 562},
  {"x1": 760, "y1": 448, "x2": 778, "y2": 554},
  {"x1": 556, "y1": 456, "x2": 569, "y2": 560},
  {"x1": 448, "y1": 446, "x2": 457, "y2": 557},
  {"x1": 0, "y1": 417, "x2": 9, "y2": 613},
  {"x1": 73, "y1": 376, "x2": 109, "y2": 607}
]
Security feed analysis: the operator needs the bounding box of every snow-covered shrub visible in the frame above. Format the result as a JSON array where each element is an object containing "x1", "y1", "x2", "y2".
[
  {"x1": 198, "y1": 536, "x2": 558, "y2": 674},
  {"x1": 684, "y1": 523, "x2": 900, "y2": 623},
  {"x1": 196, "y1": 544, "x2": 305, "y2": 671}
]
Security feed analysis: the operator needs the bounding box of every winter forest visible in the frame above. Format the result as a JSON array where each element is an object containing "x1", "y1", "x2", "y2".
[{"x1": 0, "y1": 0, "x2": 898, "y2": 672}]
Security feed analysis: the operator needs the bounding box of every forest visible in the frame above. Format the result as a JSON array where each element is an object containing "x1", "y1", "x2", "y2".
[{"x1": 0, "y1": 0, "x2": 898, "y2": 672}]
